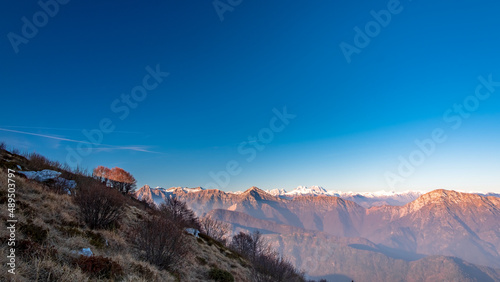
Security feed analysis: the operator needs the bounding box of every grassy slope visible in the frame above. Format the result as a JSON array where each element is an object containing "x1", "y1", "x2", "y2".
[{"x1": 0, "y1": 148, "x2": 254, "y2": 282}]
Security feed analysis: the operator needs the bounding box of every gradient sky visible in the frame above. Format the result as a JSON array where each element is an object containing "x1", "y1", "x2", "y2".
[{"x1": 1, "y1": 0, "x2": 499, "y2": 193}]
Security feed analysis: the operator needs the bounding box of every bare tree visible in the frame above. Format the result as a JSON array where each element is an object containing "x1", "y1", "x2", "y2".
[
  {"x1": 158, "y1": 197, "x2": 200, "y2": 230},
  {"x1": 200, "y1": 216, "x2": 231, "y2": 244},
  {"x1": 253, "y1": 250, "x2": 305, "y2": 282},
  {"x1": 231, "y1": 230, "x2": 269, "y2": 261},
  {"x1": 131, "y1": 215, "x2": 191, "y2": 271},
  {"x1": 74, "y1": 181, "x2": 125, "y2": 229},
  {"x1": 230, "y1": 230, "x2": 305, "y2": 282},
  {"x1": 231, "y1": 232, "x2": 252, "y2": 256},
  {"x1": 251, "y1": 230, "x2": 271, "y2": 261}
]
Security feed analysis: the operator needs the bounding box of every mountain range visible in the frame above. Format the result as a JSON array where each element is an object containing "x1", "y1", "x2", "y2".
[
  {"x1": 266, "y1": 185, "x2": 425, "y2": 208},
  {"x1": 136, "y1": 185, "x2": 426, "y2": 208},
  {"x1": 135, "y1": 185, "x2": 500, "y2": 281}
]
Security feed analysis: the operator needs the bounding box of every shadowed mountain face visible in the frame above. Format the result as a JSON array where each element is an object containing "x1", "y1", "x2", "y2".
[
  {"x1": 135, "y1": 186, "x2": 500, "y2": 280},
  {"x1": 266, "y1": 232, "x2": 500, "y2": 282},
  {"x1": 341, "y1": 192, "x2": 422, "y2": 208},
  {"x1": 362, "y1": 190, "x2": 500, "y2": 268}
]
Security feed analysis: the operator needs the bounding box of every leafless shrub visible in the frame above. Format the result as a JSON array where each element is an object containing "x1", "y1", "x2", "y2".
[
  {"x1": 157, "y1": 197, "x2": 200, "y2": 230},
  {"x1": 200, "y1": 216, "x2": 231, "y2": 244},
  {"x1": 253, "y1": 251, "x2": 305, "y2": 282},
  {"x1": 131, "y1": 215, "x2": 191, "y2": 271},
  {"x1": 230, "y1": 231, "x2": 269, "y2": 262},
  {"x1": 74, "y1": 181, "x2": 125, "y2": 229},
  {"x1": 48, "y1": 180, "x2": 68, "y2": 195},
  {"x1": 59, "y1": 166, "x2": 94, "y2": 189},
  {"x1": 230, "y1": 230, "x2": 305, "y2": 282},
  {"x1": 25, "y1": 151, "x2": 62, "y2": 171},
  {"x1": 40, "y1": 177, "x2": 76, "y2": 195},
  {"x1": 72, "y1": 165, "x2": 91, "y2": 177},
  {"x1": 0, "y1": 141, "x2": 6, "y2": 150}
]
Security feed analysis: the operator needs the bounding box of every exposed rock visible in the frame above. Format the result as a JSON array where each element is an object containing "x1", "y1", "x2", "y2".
[{"x1": 19, "y1": 169, "x2": 77, "y2": 193}]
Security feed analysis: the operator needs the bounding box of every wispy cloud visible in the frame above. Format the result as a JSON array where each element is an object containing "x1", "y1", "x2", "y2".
[
  {"x1": 92, "y1": 146, "x2": 160, "y2": 153},
  {"x1": 0, "y1": 127, "x2": 160, "y2": 154},
  {"x1": 0, "y1": 125, "x2": 143, "y2": 134}
]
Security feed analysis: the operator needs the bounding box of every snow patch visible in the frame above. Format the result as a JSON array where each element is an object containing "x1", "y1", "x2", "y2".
[
  {"x1": 185, "y1": 228, "x2": 200, "y2": 238},
  {"x1": 71, "y1": 247, "x2": 93, "y2": 257},
  {"x1": 19, "y1": 169, "x2": 62, "y2": 181},
  {"x1": 19, "y1": 169, "x2": 77, "y2": 193}
]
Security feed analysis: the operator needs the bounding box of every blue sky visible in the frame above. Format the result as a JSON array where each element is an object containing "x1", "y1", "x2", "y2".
[{"x1": 1, "y1": 0, "x2": 499, "y2": 192}]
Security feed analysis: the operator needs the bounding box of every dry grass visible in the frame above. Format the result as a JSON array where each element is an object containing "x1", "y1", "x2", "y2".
[
  {"x1": 0, "y1": 149, "x2": 262, "y2": 282},
  {"x1": 0, "y1": 169, "x2": 170, "y2": 281},
  {"x1": 187, "y1": 234, "x2": 253, "y2": 281}
]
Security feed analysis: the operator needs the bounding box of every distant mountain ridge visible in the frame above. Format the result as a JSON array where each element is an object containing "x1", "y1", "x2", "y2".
[
  {"x1": 136, "y1": 184, "x2": 499, "y2": 208},
  {"x1": 136, "y1": 187, "x2": 500, "y2": 281},
  {"x1": 266, "y1": 185, "x2": 424, "y2": 207},
  {"x1": 136, "y1": 185, "x2": 427, "y2": 208},
  {"x1": 135, "y1": 184, "x2": 204, "y2": 204}
]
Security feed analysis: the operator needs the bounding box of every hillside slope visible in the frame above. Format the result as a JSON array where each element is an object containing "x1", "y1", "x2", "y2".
[
  {"x1": 363, "y1": 189, "x2": 500, "y2": 268},
  {"x1": 0, "y1": 148, "x2": 260, "y2": 282},
  {"x1": 137, "y1": 184, "x2": 500, "y2": 278}
]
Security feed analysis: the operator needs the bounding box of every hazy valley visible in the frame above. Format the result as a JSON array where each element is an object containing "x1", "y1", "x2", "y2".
[{"x1": 136, "y1": 185, "x2": 500, "y2": 281}]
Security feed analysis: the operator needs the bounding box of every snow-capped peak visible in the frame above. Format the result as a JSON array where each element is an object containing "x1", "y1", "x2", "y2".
[
  {"x1": 265, "y1": 186, "x2": 330, "y2": 197},
  {"x1": 287, "y1": 185, "x2": 328, "y2": 196},
  {"x1": 165, "y1": 186, "x2": 205, "y2": 193},
  {"x1": 259, "y1": 186, "x2": 427, "y2": 207},
  {"x1": 266, "y1": 188, "x2": 287, "y2": 196}
]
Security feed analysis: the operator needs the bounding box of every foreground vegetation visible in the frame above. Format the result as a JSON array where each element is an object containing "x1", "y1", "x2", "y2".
[{"x1": 0, "y1": 144, "x2": 307, "y2": 281}]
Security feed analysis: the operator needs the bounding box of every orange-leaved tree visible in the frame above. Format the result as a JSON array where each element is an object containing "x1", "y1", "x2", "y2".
[
  {"x1": 93, "y1": 166, "x2": 110, "y2": 184},
  {"x1": 107, "y1": 167, "x2": 137, "y2": 194}
]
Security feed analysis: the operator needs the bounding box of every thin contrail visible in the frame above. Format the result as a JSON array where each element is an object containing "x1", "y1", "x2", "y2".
[
  {"x1": 92, "y1": 147, "x2": 160, "y2": 153},
  {"x1": 0, "y1": 127, "x2": 160, "y2": 154},
  {"x1": 0, "y1": 125, "x2": 142, "y2": 134}
]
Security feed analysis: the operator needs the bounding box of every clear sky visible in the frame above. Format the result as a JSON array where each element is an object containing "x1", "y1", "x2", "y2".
[{"x1": 1, "y1": 0, "x2": 499, "y2": 193}]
